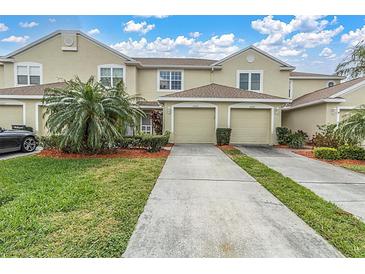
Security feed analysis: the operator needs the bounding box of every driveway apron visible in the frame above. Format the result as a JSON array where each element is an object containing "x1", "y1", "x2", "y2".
[
  {"x1": 238, "y1": 146, "x2": 365, "y2": 222},
  {"x1": 123, "y1": 144, "x2": 341, "y2": 258}
]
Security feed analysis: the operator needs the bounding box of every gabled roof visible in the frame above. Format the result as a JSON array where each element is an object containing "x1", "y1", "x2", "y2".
[
  {"x1": 158, "y1": 83, "x2": 290, "y2": 102},
  {"x1": 285, "y1": 77, "x2": 365, "y2": 110},
  {"x1": 3, "y1": 30, "x2": 137, "y2": 63},
  {"x1": 211, "y1": 45, "x2": 295, "y2": 70},
  {"x1": 289, "y1": 71, "x2": 345, "y2": 80},
  {"x1": 0, "y1": 82, "x2": 66, "y2": 99}
]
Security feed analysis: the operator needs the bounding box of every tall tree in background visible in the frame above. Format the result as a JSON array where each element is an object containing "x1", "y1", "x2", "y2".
[{"x1": 336, "y1": 40, "x2": 365, "y2": 79}]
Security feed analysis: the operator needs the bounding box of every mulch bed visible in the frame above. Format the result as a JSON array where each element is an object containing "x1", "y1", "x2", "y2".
[
  {"x1": 292, "y1": 149, "x2": 365, "y2": 166},
  {"x1": 216, "y1": 144, "x2": 236, "y2": 150},
  {"x1": 38, "y1": 148, "x2": 170, "y2": 159}
]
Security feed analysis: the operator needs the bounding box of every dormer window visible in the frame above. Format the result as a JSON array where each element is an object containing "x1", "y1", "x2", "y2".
[
  {"x1": 98, "y1": 64, "x2": 125, "y2": 87},
  {"x1": 236, "y1": 70, "x2": 263, "y2": 92},
  {"x1": 15, "y1": 62, "x2": 42, "y2": 86}
]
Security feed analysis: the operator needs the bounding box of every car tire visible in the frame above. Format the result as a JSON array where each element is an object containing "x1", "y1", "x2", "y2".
[{"x1": 21, "y1": 136, "x2": 37, "y2": 153}]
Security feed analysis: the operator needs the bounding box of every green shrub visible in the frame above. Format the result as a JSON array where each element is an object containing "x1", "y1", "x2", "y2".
[
  {"x1": 338, "y1": 145, "x2": 365, "y2": 160},
  {"x1": 216, "y1": 128, "x2": 232, "y2": 145},
  {"x1": 116, "y1": 131, "x2": 170, "y2": 152},
  {"x1": 141, "y1": 135, "x2": 167, "y2": 152},
  {"x1": 40, "y1": 135, "x2": 63, "y2": 149},
  {"x1": 311, "y1": 124, "x2": 344, "y2": 148},
  {"x1": 276, "y1": 127, "x2": 292, "y2": 144},
  {"x1": 313, "y1": 147, "x2": 340, "y2": 160},
  {"x1": 288, "y1": 132, "x2": 305, "y2": 149}
]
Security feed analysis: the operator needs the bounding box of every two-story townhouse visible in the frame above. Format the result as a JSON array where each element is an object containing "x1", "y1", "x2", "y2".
[{"x1": 1, "y1": 30, "x2": 365, "y2": 144}]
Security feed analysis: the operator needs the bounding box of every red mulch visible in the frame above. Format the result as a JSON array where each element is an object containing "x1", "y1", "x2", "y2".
[
  {"x1": 38, "y1": 148, "x2": 170, "y2": 159},
  {"x1": 292, "y1": 149, "x2": 365, "y2": 166},
  {"x1": 216, "y1": 144, "x2": 236, "y2": 150},
  {"x1": 164, "y1": 143, "x2": 175, "y2": 147}
]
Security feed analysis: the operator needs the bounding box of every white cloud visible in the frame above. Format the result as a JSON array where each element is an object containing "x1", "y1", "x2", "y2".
[
  {"x1": 341, "y1": 25, "x2": 365, "y2": 46},
  {"x1": 189, "y1": 31, "x2": 202, "y2": 38},
  {"x1": 0, "y1": 23, "x2": 9, "y2": 32},
  {"x1": 49, "y1": 18, "x2": 56, "y2": 23},
  {"x1": 252, "y1": 16, "x2": 344, "y2": 58},
  {"x1": 123, "y1": 20, "x2": 155, "y2": 34},
  {"x1": 137, "y1": 15, "x2": 168, "y2": 19},
  {"x1": 87, "y1": 28, "x2": 100, "y2": 35},
  {"x1": 19, "y1": 21, "x2": 39, "y2": 28},
  {"x1": 319, "y1": 47, "x2": 336, "y2": 59},
  {"x1": 330, "y1": 16, "x2": 338, "y2": 25},
  {"x1": 1, "y1": 35, "x2": 29, "y2": 43},
  {"x1": 110, "y1": 33, "x2": 239, "y2": 59}
]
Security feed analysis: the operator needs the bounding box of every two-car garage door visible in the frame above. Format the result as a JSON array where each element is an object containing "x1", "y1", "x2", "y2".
[{"x1": 173, "y1": 107, "x2": 271, "y2": 144}]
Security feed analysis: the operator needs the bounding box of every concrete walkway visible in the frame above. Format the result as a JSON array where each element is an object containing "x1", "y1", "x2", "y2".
[
  {"x1": 123, "y1": 144, "x2": 341, "y2": 258},
  {"x1": 238, "y1": 146, "x2": 365, "y2": 222}
]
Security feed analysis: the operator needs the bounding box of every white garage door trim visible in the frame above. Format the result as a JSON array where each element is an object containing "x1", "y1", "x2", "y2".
[
  {"x1": 35, "y1": 102, "x2": 44, "y2": 132},
  {"x1": 227, "y1": 103, "x2": 275, "y2": 134},
  {"x1": 171, "y1": 102, "x2": 218, "y2": 133},
  {"x1": 0, "y1": 101, "x2": 26, "y2": 125},
  {"x1": 336, "y1": 106, "x2": 357, "y2": 124}
]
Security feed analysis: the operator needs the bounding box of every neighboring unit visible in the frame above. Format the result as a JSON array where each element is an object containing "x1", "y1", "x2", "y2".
[{"x1": 0, "y1": 29, "x2": 363, "y2": 144}]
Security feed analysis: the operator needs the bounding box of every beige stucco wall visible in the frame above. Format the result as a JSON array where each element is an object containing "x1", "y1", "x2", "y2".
[
  {"x1": 282, "y1": 104, "x2": 328, "y2": 138},
  {"x1": 212, "y1": 49, "x2": 291, "y2": 98},
  {"x1": 0, "y1": 65, "x2": 4, "y2": 88},
  {"x1": 162, "y1": 101, "x2": 282, "y2": 144},
  {"x1": 291, "y1": 79, "x2": 341, "y2": 99},
  {"x1": 2, "y1": 34, "x2": 137, "y2": 94},
  {"x1": 136, "y1": 68, "x2": 212, "y2": 101}
]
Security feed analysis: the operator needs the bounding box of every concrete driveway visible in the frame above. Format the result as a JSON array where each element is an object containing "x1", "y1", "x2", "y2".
[
  {"x1": 123, "y1": 144, "x2": 341, "y2": 258},
  {"x1": 238, "y1": 146, "x2": 365, "y2": 221},
  {"x1": 0, "y1": 148, "x2": 41, "y2": 160}
]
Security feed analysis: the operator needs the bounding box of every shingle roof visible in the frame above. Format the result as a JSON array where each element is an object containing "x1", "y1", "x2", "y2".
[
  {"x1": 133, "y1": 57, "x2": 217, "y2": 67},
  {"x1": 0, "y1": 82, "x2": 66, "y2": 96},
  {"x1": 159, "y1": 83, "x2": 288, "y2": 100},
  {"x1": 288, "y1": 77, "x2": 365, "y2": 109},
  {"x1": 290, "y1": 71, "x2": 344, "y2": 79}
]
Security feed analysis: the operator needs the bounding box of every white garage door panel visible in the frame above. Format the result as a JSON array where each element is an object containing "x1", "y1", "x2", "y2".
[
  {"x1": 0, "y1": 105, "x2": 23, "y2": 129},
  {"x1": 230, "y1": 109, "x2": 271, "y2": 144},
  {"x1": 174, "y1": 108, "x2": 215, "y2": 143}
]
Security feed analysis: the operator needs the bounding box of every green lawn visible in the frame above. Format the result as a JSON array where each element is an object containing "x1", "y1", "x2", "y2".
[
  {"x1": 221, "y1": 146, "x2": 365, "y2": 258},
  {"x1": 340, "y1": 164, "x2": 365, "y2": 174},
  {"x1": 0, "y1": 155, "x2": 166, "y2": 257}
]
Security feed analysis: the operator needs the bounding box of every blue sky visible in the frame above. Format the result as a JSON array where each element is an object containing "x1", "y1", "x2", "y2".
[{"x1": 0, "y1": 15, "x2": 364, "y2": 73}]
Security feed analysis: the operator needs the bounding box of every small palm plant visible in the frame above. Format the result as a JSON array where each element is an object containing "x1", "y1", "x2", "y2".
[
  {"x1": 43, "y1": 76, "x2": 144, "y2": 153},
  {"x1": 337, "y1": 106, "x2": 365, "y2": 145},
  {"x1": 336, "y1": 40, "x2": 365, "y2": 79}
]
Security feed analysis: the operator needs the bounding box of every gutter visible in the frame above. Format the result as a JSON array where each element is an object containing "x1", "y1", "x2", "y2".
[
  {"x1": 158, "y1": 97, "x2": 291, "y2": 103},
  {"x1": 282, "y1": 98, "x2": 346, "y2": 111}
]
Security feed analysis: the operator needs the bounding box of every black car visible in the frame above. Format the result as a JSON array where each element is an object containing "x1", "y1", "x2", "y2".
[{"x1": 0, "y1": 128, "x2": 38, "y2": 154}]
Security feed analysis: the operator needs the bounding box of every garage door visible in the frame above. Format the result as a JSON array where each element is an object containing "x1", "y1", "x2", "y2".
[
  {"x1": 37, "y1": 106, "x2": 49, "y2": 136},
  {"x1": 0, "y1": 105, "x2": 23, "y2": 129},
  {"x1": 230, "y1": 108, "x2": 271, "y2": 144},
  {"x1": 174, "y1": 108, "x2": 215, "y2": 143}
]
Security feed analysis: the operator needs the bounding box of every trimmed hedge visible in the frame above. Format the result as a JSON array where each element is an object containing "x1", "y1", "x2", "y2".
[
  {"x1": 313, "y1": 147, "x2": 340, "y2": 160},
  {"x1": 288, "y1": 132, "x2": 305, "y2": 149},
  {"x1": 116, "y1": 131, "x2": 170, "y2": 152},
  {"x1": 216, "y1": 128, "x2": 232, "y2": 145},
  {"x1": 338, "y1": 145, "x2": 365, "y2": 160},
  {"x1": 276, "y1": 127, "x2": 292, "y2": 145}
]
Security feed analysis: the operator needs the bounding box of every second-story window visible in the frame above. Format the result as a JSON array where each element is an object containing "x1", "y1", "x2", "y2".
[
  {"x1": 158, "y1": 70, "x2": 183, "y2": 91},
  {"x1": 237, "y1": 70, "x2": 263, "y2": 92},
  {"x1": 98, "y1": 64, "x2": 124, "y2": 87},
  {"x1": 15, "y1": 63, "x2": 42, "y2": 86}
]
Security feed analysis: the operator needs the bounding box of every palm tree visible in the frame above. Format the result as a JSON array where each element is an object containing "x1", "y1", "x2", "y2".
[
  {"x1": 336, "y1": 41, "x2": 365, "y2": 79},
  {"x1": 43, "y1": 76, "x2": 144, "y2": 153},
  {"x1": 337, "y1": 106, "x2": 365, "y2": 145}
]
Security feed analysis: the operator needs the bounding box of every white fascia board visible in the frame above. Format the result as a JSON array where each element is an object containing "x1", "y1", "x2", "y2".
[
  {"x1": 283, "y1": 98, "x2": 346, "y2": 111},
  {"x1": 0, "y1": 58, "x2": 14, "y2": 63},
  {"x1": 158, "y1": 97, "x2": 291, "y2": 103},
  {"x1": 0, "y1": 95, "x2": 43, "y2": 99},
  {"x1": 289, "y1": 76, "x2": 345, "y2": 80},
  {"x1": 140, "y1": 65, "x2": 222, "y2": 70},
  {"x1": 139, "y1": 106, "x2": 163, "y2": 109},
  {"x1": 329, "y1": 80, "x2": 365, "y2": 98}
]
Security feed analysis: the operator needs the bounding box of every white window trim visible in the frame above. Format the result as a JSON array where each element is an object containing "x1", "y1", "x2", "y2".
[
  {"x1": 236, "y1": 70, "x2": 264, "y2": 93},
  {"x1": 140, "y1": 115, "x2": 153, "y2": 134},
  {"x1": 14, "y1": 62, "x2": 43, "y2": 87},
  {"x1": 170, "y1": 102, "x2": 218, "y2": 133},
  {"x1": 97, "y1": 64, "x2": 126, "y2": 87},
  {"x1": 157, "y1": 69, "x2": 184, "y2": 92},
  {"x1": 289, "y1": 80, "x2": 294, "y2": 99}
]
